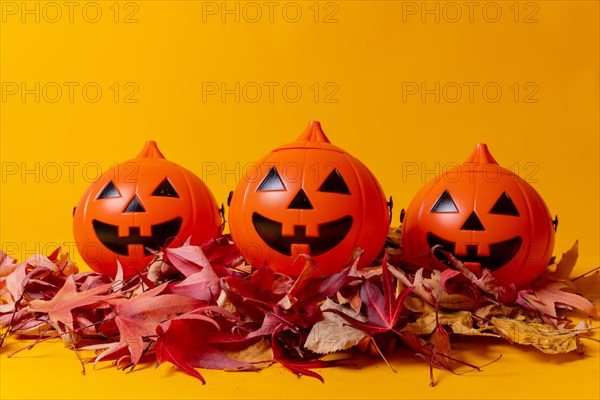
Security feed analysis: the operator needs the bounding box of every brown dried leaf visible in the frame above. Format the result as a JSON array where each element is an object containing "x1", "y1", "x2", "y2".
[
  {"x1": 491, "y1": 317, "x2": 585, "y2": 354},
  {"x1": 409, "y1": 269, "x2": 477, "y2": 310},
  {"x1": 412, "y1": 269, "x2": 442, "y2": 305},
  {"x1": 438, "y1": 293, "x2": 478, "y2": 310},
  {"x1": 403, "y1": 293, "x2": 428, "y2": 313},
  {"x1": 336, "y1": 290, "x2": 362, "y2": 312},
  {"x1": 573, "y1": 271, "x2": 600, "y2": 310},
  {"x1": 432, "y1": 325, "x2": 451, "y2": 361},
  {"x1": 555, "y1": 241, "x2": 579, "y2": 280},
  {"x1": 475, "y1": 304, "x2": 517, "y2": 321},
  {"x1": 386, "y1": 227, "x2": 403, "y2": 265}
]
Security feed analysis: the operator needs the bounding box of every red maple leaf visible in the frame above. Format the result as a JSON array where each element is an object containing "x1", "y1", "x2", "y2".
[
  {"x1": 325, "y1": 254, "x2": 413, "y2": 335},
  {"x1": 155, "y1": 312, "x2": 259, "y2": 383},
  {"x1": 164, "y1": 242, "x2": 210, "y2": 277},
  {"x1": 166, "y1": 263, "x2": 221, "y2": 303},
  {"x1": 201, "y1": 235, "x2": 245, "y2": 270},
  {"x1": 221, "y1": 265, "x2": 290, "y2": 323},
  {"x1": 270, "y1": 325, "x2": 334, "y2": 383},
  {"x1": 235, "y1": 255, "x2": 359, "y2": 381},
  {"x1": 95, "y1": 282, "x2": 205, "y2": 366},
  {"x1": 161, "y1": 236, "x2": 244, "y2": 279}
]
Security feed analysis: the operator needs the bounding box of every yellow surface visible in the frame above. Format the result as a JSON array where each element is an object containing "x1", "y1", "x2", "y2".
[{"x1": 1, "y1": 1, "x2": 599, "y2": 399}]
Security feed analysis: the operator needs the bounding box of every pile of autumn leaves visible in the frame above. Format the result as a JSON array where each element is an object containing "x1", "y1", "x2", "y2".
[{"x1": 0, "y1": 231, "x2": 598, "y2": 385}]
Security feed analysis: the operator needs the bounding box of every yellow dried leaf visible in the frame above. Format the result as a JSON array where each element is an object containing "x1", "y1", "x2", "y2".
[
  {"x1": 438, "y1": 293, "x2": 478, "y2": 310},
  {"x1": 403, "y1": 310, "x2": 496, "y2": 337},
  {"x1": 224, "y1": 338, "x2": 274, "y2": 370},
  {"x1": 404, "y1": 293, "x2": 428, "y2": 313},
  {"x1": 475, "y1": 304, "x2": 515, "y2": 321},
  {"x1": 491, "y1": 317, "x2": 584, "y2": 354}
]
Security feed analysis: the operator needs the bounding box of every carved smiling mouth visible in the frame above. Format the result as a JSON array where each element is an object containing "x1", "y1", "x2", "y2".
[
  {"x1": 92, "y1": 217, "x2": 182, "y2": 256},
  {"x1": 427, "y1": 233, "x2": 522, "y2": 271},
  {"x1": 252, "y1": 212, "x2": 353, "y2": 256}
]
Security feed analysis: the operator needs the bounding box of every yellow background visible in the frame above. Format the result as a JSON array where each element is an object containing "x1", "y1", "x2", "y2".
[{"x1": 1, "y1": 1, "x2": 598, "y2": 399}]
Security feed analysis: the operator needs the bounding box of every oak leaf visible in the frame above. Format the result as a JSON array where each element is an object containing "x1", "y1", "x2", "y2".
[
  {"x1": 518, "y1": 280, "x2": 597, "y2": 326},
  {"x1": 305, "y1": 298, "x2": 367, "y2": 354}
]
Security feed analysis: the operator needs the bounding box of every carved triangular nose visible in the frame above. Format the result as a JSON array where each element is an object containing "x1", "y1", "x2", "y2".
[
  {"x1": 124, "y1": 195, "x2": 146, "y2": 213},
  {"x1": 288, "y1": 189, "x2": 313, "y2": 210},
  {"x1": 460, "y1": 211, "x2": 485, "y2": 231}
]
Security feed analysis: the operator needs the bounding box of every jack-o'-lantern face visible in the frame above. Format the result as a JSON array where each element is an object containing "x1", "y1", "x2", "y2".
[
  {"x1": 251, "y1": 166, "x2": 355, "y2": 257},
  {"x1": 228, "y1": 121, "x2": 390, "y2": 277},
  {"x1": 73, "y1": 141, "x2": 222, "y2": 278},
  {"x1": 90, "y1": 177, "x2": 184, "y2": 257},
  {"x1": 402, "y1": 144, "x2": 555, "y2": 287}
]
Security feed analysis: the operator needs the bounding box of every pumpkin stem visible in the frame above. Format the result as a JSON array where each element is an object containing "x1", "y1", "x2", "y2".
[
  {"x1": 297, "y1": 121, "x2": 331, "y2": 143},
  {"x1": 464, "y1": 143, "x2": 498, "y2": 165},
  {"x1": 136, "y1": 141, "x2": 166, "y2": 159}
]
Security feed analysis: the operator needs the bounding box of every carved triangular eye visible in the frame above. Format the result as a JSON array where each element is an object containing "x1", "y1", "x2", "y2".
[
  {"x1": 152, "y1": 178, "x2": 179, "y2": 198},
  {"x1": 430, "y1": 190, "x2": 458, "y2": 213},
  {"x1": 257, "y1": 167, "x2": 286, "y2": 192},
  {"x1": 319, "y1": 169, "x2": 350, "y2": 195},
  {"x1": 97, "y1": 181, "x2": 121, "y2": 199},
  {"x1": 490, "y1": 192, "x2": 519, "y2": 216}
]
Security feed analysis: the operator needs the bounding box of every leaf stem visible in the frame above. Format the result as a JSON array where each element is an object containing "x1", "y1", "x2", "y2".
[
  {"x1": 435, "y1": 351, "x2": 481, "y2": 371},
  {"x1": 370, "y1": 337, "x2": 397, "y2": 373},
  {"x1": 0, "y1": 294, "x2": 24, "y2": 347},
  {"x1": 7, "y1": 316, "x2": 115, "y2": 357},
  {"x1": 452, "y1": 354, "x2": 502, "y2": 376},
  {"x1": 571, "y1": 266, "x2": 600, "y2": 281}
]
